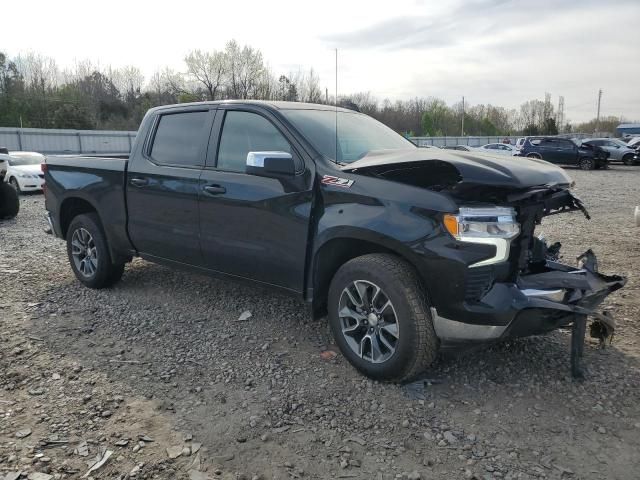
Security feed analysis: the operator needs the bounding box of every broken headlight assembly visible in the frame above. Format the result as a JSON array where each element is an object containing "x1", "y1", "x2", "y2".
[{"x1": 444, "y1": 207, "x2": 520, "y2": 266}]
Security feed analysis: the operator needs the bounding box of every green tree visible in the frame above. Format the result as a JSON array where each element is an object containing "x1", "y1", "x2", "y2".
[{"x1": 542, "y1": 117, "x2": 558, "y2": 135}]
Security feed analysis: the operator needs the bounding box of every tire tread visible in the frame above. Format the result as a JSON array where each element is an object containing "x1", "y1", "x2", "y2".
[
  {"x1": 330, "y1": 253, "x2": 438, "y2": 382},
  {"x1": 67, "y1": 213, "x2": 125, "y2": 289}
]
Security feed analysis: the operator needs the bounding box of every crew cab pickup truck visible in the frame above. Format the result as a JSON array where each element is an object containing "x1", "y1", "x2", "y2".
[
  {"x1": 515, "y1": 136, "x2": 609, "y2": 170},
  {"x1": 44, "y1": 101, "x2": 625, "y2": 381}
]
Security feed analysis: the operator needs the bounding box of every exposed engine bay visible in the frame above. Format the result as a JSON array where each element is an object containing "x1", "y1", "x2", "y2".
[{"x1": 346, "y1": 154, "x2": 626, "y2": 377}]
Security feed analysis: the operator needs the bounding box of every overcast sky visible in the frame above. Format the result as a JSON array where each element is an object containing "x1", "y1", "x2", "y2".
[{"x1": 3, "y1": 0, "x2": 639, "y2": 123}]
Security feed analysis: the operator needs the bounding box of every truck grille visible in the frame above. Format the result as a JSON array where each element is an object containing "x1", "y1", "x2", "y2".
[{"x1": 465, "y1": 266, "x2": 494, "y2": 302}]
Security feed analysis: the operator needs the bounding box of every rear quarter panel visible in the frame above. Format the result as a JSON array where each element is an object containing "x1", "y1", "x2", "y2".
[{"x1": 45, "y1": 156, "x2": 133, "y2": 256}]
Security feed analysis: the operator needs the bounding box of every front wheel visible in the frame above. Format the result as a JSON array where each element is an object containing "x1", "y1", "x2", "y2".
[
  {"x1": 66, "y1": 213, "x2": 125, "y2": 288},
  {"x1": 526, "y1": 153, "x2": 542, "y2": 159},
  {"x1": 622, "y1": 154, "x2": 635, "y2": 166},
  {"x1": 579, "y1": 157, "x2": 595, "y2": 170},
  {"x1": 328, "y1": 254, "x2": 438, "y2": 382}
]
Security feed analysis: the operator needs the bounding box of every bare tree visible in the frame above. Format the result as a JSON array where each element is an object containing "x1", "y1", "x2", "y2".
[
  {"x1": 291, "y1": 68, "x2": 322, "y2": 103},
  {"x1": 185, "y1": 49, "x2": 226, "y2": 101},
  {"x1": 225, "y1": 40, "x2": 266, "y2": 99},
  {"x1": 111, "y1": 66, "x2": 144, "y2": 100},
  {"x1": 14, "y1": 52, "x2": 59, "y2": 92}
]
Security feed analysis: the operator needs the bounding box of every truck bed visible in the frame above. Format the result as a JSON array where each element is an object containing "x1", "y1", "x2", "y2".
[{"x1": 44, "y1": 154, "x2": 132, "y2": 259}]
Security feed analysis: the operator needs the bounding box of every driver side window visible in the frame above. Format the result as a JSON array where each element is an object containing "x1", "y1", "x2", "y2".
[{"x1": 217, "y1": 111, "x2": 291, "y2": 172}]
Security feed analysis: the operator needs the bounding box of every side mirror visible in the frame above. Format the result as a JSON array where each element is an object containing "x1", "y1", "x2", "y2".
[{"x1": 246, "y1": 151, "x2": 296, "y2": 177}]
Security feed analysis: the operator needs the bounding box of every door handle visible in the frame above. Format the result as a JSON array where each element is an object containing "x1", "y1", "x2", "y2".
[
  {"x1": 203, "y1": 185, "x2": 226, "y2": 195},
  {"x1": 130, "y1": 177, "x2": 149, "y2": 187}
]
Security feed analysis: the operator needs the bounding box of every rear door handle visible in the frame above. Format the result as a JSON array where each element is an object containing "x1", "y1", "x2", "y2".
[
  {"x1": 129, "y1": 177, "x2": 149, "y2": 187},
  {"x1": 203, "y1": 185, "x2": 226, "y2": 195}
]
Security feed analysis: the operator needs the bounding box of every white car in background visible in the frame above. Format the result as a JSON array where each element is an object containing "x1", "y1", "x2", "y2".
[
  {"x1": 478, "y1": 143, "x2": 517, "y2": 156},
  {"x1": 5, "y1": 151, "x2": 46, "y2": 194}
]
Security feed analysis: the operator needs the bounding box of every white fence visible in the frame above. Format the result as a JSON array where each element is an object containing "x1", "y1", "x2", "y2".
[{"x1": 0, "y1": 127, "x2": 137, "y2": 155}]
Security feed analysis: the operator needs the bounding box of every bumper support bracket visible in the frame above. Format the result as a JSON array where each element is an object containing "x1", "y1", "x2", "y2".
[{"x1": 571, "y1": 314, "x2": 587, "y2": 379}]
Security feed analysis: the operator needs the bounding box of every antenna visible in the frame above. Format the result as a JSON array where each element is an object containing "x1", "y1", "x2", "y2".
[{"x1": 335, "y1": 48, "x2": 338, "y2": 163}]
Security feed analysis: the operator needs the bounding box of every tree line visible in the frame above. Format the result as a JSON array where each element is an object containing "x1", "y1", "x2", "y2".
[{"x1": 0, "y1": 43, "x2": 630, "y2": 136}]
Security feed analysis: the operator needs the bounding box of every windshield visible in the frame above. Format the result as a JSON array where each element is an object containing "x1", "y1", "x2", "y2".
[
  {"x1": 281, "y1": 109, "x2": 415, "y2": 163},
  {"x1": 9, "y1": 153, "x2": 44, "y2": 166},
  {"x1": 611, "y1": 139, "x2": 630, "y2": 148}
]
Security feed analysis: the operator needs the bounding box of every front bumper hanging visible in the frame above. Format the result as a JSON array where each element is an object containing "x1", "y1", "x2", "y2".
[{"x1": 515, "y1": 249, "x2": 625, "y2": 378}]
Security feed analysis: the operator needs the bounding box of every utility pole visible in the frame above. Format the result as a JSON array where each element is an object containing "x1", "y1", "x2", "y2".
[
  {"x1": 461, "y1": 96, "x2": 465, "y2": 136},
  {"x1": 557, "y1": 96, "x2": 564, "y2": 133},
  {"x1": 595, "y1": 89, "x2": 602, "y2": 134}
]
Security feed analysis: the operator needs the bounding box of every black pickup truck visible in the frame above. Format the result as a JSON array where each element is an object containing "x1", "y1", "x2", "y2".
[{"x1": 44, "y1": 101, "x2": 625, "y2": 381}]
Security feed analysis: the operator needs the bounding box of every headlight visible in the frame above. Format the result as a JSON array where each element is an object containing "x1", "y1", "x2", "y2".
[
  {"x1": 17, "y1": 172, "x2": 37, "y2": 178},
  {"x1": 444, "y1": 207, "x2": 520, "y2": 267},
  {"x1": 444, "y1": 207, "x2": 519, "y2": 240}
]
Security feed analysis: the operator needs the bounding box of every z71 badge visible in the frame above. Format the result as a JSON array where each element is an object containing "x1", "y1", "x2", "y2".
[{"x1": 321, "y1": 175, "x2": 354, "y2": 188}]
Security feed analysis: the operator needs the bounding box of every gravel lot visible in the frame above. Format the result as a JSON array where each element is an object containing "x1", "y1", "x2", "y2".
[{"x1": 1, "y1": 166, "x2": 640, "y2": 480}]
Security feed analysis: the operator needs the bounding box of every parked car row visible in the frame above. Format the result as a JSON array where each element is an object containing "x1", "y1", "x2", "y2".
[{"x1": 438, "y1": 136, "x2": 639, "y2": 170}]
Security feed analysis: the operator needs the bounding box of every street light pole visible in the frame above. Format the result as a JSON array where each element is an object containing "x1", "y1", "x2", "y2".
[{"x1": 461, "y1": 96, "x2": 465, "y2": 136}]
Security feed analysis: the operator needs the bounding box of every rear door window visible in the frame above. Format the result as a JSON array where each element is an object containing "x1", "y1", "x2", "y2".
[
  {"x1": 557, "y1": 140, "x2": 574, "y2": 150},
  {"x1": 150, "y1": 111, "x2": 209, "y2": 166}
]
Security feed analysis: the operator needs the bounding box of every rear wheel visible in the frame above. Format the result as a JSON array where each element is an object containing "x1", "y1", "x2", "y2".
[
  {"x1": 526, "y1": 153, "x2": 542, "y2": 159},
  {"x1": 9, "y1": 177, "x2": 21, "y2": 195},
  {"x1": 579, "y1": 157, "x2": 595, "y2": 170},
  {"x1": 328, "y1": 254, "x2": 438, "y2": 382},
  {"x1": 66, "y1": 213, "x2": 125, "y2": 288},
  {"x1": 622, "y1": 153, "x2": 635, "y2": 165}
]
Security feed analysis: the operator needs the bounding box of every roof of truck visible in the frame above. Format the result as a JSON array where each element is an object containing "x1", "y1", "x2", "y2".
[{"x1": 148, "y1": 100, "x2": 357, "y2": 114}]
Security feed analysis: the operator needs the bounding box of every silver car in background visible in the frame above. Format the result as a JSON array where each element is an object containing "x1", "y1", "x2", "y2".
[
  {"x1": 478, "y1": 143, "x2": 517, "y2": 156},
  {"x1": 582, "y1": 138, "x2": 638, "y2": 165}
]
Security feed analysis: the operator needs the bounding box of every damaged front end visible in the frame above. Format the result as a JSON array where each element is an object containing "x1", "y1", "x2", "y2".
[
  {"x1": 506, "y1": 187, "x2": 624, "y2": 341},
  {"x1": 501, "y1": 187, "x2": 625, "y2": 376},
  {"x1": 345, "y1": 152, "x2": 626, "y2": 377}
]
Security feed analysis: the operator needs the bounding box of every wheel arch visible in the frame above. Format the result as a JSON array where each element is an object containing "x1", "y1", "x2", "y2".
[
  {"x1": 59, "y1": 196, "x2": 99, "y2": 239},
  {"x1": 309, "y1": 231, "x2": 426, "y2": 319},
  {"x1": 60, "y1": 196, "x2": 132, "y2": 264}
]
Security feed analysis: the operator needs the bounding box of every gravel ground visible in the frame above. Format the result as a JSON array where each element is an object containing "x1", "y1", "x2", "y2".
[{"x1": 1, "y1": 166, "x2": 640, "y2": 480}]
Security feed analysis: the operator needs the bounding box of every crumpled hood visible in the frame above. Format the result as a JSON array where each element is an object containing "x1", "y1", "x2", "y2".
[{"x1": 342, "y1": 149, "x2": 572, "y2": 189}]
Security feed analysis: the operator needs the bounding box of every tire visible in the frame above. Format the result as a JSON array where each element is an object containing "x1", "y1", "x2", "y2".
[
  {"x1": 0, "y1": 181, "x2": 20, "y2": 219},
  {"x1": 327, "y1": 253, "x2": 438, "y2": 382},
  {"x1": 526, "y1": 153, "x2": 542, "y2": 159},
  {"x1": 66, "y1": 213, "x2": 125, "y2": 288},
  {"x1": 578, "y1": 157, "x2": 595, "y2": 170},
  {"x1": 9, "y1": 177, "x2": 21, "y2": 195},
  {"x1": 622, "y1": 154, "x2": 634, "y2": 166}
]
